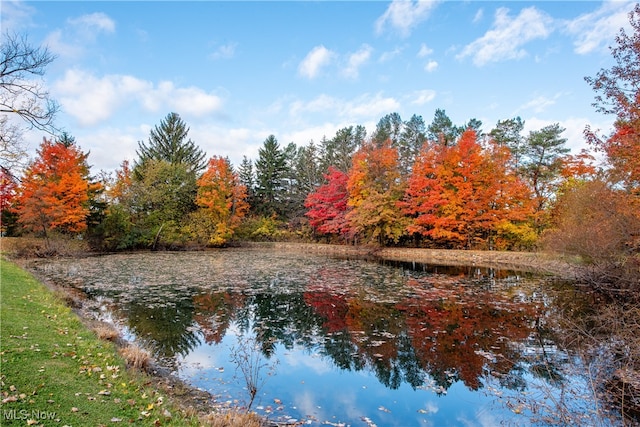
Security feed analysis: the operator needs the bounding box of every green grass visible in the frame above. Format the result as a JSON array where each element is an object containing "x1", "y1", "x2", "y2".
[{"x1": 0, "y1": 257, "x2": 199, "y2": 426}]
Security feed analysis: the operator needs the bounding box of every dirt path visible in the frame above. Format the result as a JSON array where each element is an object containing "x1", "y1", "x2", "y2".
[{"x1": 245, "y1": 242, "x2": 581, "y2": 279}]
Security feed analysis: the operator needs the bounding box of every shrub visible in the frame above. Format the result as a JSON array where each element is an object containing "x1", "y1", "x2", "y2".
[{"x1": 543, "y1": 180, "x2": 640, "y2": 300}]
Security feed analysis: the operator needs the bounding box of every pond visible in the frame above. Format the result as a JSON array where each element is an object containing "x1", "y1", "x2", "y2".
[{"x1": 26, "y1": 247, "x2": 609, "y2": 426}]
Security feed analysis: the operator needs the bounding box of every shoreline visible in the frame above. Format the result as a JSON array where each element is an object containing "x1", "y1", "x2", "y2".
[{"x1": 242, "y1": 242, "x2": 581, "y2": 279}]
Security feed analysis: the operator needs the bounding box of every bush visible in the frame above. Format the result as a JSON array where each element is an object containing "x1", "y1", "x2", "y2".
[{"x1": 543, "y1": 180, "x2": 640, "y2": 300}]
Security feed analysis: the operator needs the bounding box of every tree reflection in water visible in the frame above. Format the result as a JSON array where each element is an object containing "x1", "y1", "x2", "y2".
[{"x1": 27, "y1": 249, "x2": 590, "y2": 425}]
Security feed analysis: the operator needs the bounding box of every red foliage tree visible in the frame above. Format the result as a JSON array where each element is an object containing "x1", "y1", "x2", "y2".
[
  {"x1": 304, "y1": 166, "x2": 352, "y2": 239},
  {"x1": 0, "y1": 167, "x2": 18, "y2": 234}
]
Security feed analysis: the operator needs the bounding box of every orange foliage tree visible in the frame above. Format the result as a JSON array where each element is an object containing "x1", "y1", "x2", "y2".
[
  {"x1": 16, "y1": 137, "x2": 99, "y2": 238},
  {"x1": 346, "y1": 140, "x2": 408, "y2": 245},
  {"x1": 401, "y1": 130, "x2": 534, "y2": 249},
  {"x1": 190, "y1": 156, "x2": 248, "y2": 246}
]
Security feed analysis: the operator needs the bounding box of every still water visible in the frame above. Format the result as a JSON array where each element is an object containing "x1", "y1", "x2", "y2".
[{"x1": 27, "y1": 248, "x2": 603, "y2": 426}]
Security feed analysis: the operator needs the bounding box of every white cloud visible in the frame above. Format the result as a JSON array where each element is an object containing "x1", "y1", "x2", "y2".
[
  {"x1": 298, "y1": 45, "x2": 335, "y2": 79},
  {"x1": 564, "y1": 1, "x2": 634, "y2": 54},
  {"x1": 457, "y1": 6, "x2": 553, "y2": 66},
  {"x1": 77, "y1": 127, "x2": 141, "y2": 171},
  {"x1": 473, "y1": 8, "x2": 484, "y2": 24},
  {"x1": 342, "y1": 44, "x2": 373, "y2": 79},
  {"x1": 424, "y1": 60, "x2": 438, "y2": 72},
  {"x1": 45, "y1": 12, "x2": 116, "y2": 58},
  {"x1": 0, "y1": 0, "x2": 36, "y2": 32},
  {"x1": 68, "y1": 12, "x2": 115, "y2": 34},
  {"x1": 417, "y1": 43, "x2": 433, "y2": 58},
  {"x1": 379, "y1": 47, "x2": 404, "y2": 63},
  {"x1": 210, "y1": 42, "x2": 237, "y2": 60},
  {"x1": 375, "y1": 0, "x2": 440, "y2": 37},
  {"x1": 410, "y1": 89, "x2": 436, "y2": 105},
  {"x1": 141, "y1": 81, "x2": 223, "y2": 117},
  {"x1": 54, "y1": 69, "x2": 147, "y2": 126},
  {"x1": 288, "y1": 93, "x2": 400, "y2": 123},
  {"x1": 53, "y1": 69, "x2": 224, "y2": 127},
  {"x1": 517, "y1": 93, "x2": 563, "y2": 114}
]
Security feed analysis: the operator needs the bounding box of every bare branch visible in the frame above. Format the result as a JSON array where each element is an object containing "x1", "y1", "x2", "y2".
[{"x1": 0, "y1": 31, "x2": 59, "y2": 133}]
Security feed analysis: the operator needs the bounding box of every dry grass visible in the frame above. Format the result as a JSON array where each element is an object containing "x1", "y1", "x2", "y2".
[
  {"x1": 199, "y1": 410, "x2": 266, "y2": 427},
  {"x1": 1, "y1": 236, "x2": 90, "y2": 258},
  {"x1": 93, "y1": 322, "x2": 120, "y2": 342},
  {"x1": 120, "y1": 344, "x2": 152, "y2": 371}
]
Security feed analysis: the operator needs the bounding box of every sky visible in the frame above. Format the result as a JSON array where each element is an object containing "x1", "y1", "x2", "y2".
[{"x1": 2, "y1": 0, "x2": 635, "y2": 174}]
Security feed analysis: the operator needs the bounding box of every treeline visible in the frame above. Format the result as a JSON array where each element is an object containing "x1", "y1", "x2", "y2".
[{"x1": 2, "y1": 108, "x2": 585, "y2": 252}]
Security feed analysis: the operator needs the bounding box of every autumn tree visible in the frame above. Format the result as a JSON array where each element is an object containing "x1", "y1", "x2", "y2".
[
  {"x1": 189, "y1": 156, "x2": 248, "y2": 246},
  {"x1": 545, "y1": 3, "x2": 640, "y2": 298},
  {"x1": 346, "y1": 140, "x2": 408, "y2": 245},
  {"x1": 0, "y1": 166, "x2": 18, "y2": 235},
  {"x1": 585, "y1": 3, "x2": 640, "y2": 192},
  {"x1": 305, "y1": 166, "x2": 352, "y2": 239},
  {"x1": 15, "y1": 137, "x2": 98, "y2": 239},
  {"x1": 402, "y1": 130, "x2": 534, "y2": 249}
]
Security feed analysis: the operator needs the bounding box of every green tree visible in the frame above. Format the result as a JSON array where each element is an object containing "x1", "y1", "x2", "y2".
[
  {"x1": 521, "y1": 123, "x2": 569, "y2": 215},
  {"x1": 131, "y1": 159, "x2": 197, "y2": 247},
  {"x1": 320, "y1": 125, "x2": 366, "y2": 173},
  {"x1": 489, "y1": 117, "x2": 525, "y2": 173},
  {"x1": 254, "y1": 135, "x2": 288, "y2": 217},
  {"x1": 238, "y1": 155, "x2": 256, "y2": 209},
  {"x1": 135, "y1": 112, "x2": 206, "y2": 176},
  {"x1": 372, "y1": 112, "x2": 403, "y2": 147},
  {"x1": 427, "y1": 109, "x2": 460, "y2": 146},
  {"x1": 289, "y1": 142, "x2": 323, "y2": 222},
  {"x1": 398, "y1": 114, "x2": 426, "y2": 176}
]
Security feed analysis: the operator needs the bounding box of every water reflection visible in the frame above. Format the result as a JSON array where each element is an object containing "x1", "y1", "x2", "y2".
[{"x1": 26, "y1": 249, "x2": 584, "y2": 425}]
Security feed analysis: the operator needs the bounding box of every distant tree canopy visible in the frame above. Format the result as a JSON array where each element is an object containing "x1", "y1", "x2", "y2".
[{"x1": 7, "y1": 106, "x2": 584, "y2": 252}]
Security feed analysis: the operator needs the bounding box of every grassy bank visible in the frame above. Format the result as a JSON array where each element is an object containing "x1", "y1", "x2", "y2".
[
  {"x1": 0, "y1": 258, "x2": 267, "y2": 426},
  {"x1": 0, "y1": 257, "x2": 200, "y2": 426}
]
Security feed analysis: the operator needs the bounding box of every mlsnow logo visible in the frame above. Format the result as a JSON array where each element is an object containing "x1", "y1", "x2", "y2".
[{"x1": 3, "y1": 409, "x2": 57, "y2": 420}]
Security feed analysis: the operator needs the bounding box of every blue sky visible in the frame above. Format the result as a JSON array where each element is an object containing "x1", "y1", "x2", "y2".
[{"x1": 2, "y1": 0, "x2": 634, "y2": 173}]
